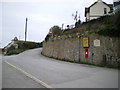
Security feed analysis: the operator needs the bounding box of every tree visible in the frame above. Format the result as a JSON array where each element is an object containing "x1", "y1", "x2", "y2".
[
  {"x1": 72, "y1": 11, "x2": 81, "y2": 28},
  {"x1": 45, "y1": 34, "x2": 51, "y2": 41},
  {"x1": 50, "y1": 25, "x2": 62, "y2": 36},
  {"x1": 75, "y1": 20, "x2": 81, "y2": 28}
]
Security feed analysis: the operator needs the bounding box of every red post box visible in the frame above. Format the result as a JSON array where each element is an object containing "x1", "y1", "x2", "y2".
[{"x1": 85, "y1": 48, "x2": 88, "y2": 58}]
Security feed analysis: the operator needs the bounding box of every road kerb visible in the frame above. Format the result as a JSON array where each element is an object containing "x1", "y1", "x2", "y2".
[{"x1": 4, "y1": 61, "x2": 54, "y2": 90}]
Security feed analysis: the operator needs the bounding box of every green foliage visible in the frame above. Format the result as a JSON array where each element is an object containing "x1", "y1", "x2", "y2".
[
  {"x1": 44, "y1": 12, "x2": 120, "y2": 41},
  {"x1": 18, "y1": 42, "x2": 42, "y2": 49},
  {"x1": 50, "y1": 25, "x2": 62, "y2": 36},
  {"x1": 75, "y1": 20, "x2": 81, "y2": 28},
  {"x1": 96, "y1": 24, "x2": 120, "y2": 37},
  {"x1": 45, "y1": 34, "x2": 51, "y2": 41},
  {"x1": 4, "y1": 42, "x2": 42, "y2": 56},
  {"x1": 82, "y1": 12, "x2": 120, "y2": 37},
  {"x1": 83, "y1": 15, "x2": 111, "y2": 25},
  {"x1": 5, "y1": 49, "x2": 25, "y2": 55},
  {"x1": 45, "y1": 25, "x2": 62, "y2": 41},
  {"x1": 114, "y1": 12, "x2": 120, "y2": 30}
]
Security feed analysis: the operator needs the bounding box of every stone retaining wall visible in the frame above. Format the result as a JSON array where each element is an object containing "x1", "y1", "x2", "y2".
[{"x1": 42, "y1": 33, "x2": 120, "y2": 68}]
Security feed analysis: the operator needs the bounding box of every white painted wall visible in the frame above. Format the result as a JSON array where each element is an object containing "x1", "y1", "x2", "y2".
[
  {"x1": 86, "y1": 13, "x2": 90, "y2": 21},
  {"x1": 90, "y1": 16, "x2": 99, "y2": 20}
]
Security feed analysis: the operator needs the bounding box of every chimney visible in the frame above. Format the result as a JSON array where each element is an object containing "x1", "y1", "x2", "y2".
[{"x1": 97, "y1": 0, "x2": 102, "y2": 2}]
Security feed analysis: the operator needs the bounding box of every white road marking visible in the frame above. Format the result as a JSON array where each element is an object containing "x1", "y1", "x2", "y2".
[{"x1": 4, "y1": 61, "x2": 54, "y2": 90}]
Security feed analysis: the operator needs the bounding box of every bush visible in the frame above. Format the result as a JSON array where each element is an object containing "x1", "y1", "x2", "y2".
[
  {"x1": 4, "y1": 41, "x2": 42, "y2": 56},
  {"x1": 96, "y1": 24, "x2": 120, "y2": 37},
  {"x1": 45, "y1": 34, "x2": 51, "y2": 41},
  {"x1": 75, "y1": 20, "x2": 81, "y2": 28},
  {"x1": 50, "y1": 25, "x2": 62, "y2": 36},
  {"x1": 5, "y1": 49, "x2": 25, "y2": 55}
]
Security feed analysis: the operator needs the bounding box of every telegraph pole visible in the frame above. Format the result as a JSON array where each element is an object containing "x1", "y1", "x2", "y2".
[
  {"x1": 25, "y1": 17, "x2": 28, "y2": 41},
  {"x1": 62, "y1": 23, "x2": 64, "y2": 30}
]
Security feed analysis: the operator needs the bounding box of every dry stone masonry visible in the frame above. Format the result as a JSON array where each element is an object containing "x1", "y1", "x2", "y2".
[{"x1": 42, "y1": 33, "x2": 120, "y2": 68}]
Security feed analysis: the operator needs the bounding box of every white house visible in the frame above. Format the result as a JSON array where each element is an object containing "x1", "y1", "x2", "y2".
[{"x1": 85, "y1": 0, "x2": 113, "y2": 22}]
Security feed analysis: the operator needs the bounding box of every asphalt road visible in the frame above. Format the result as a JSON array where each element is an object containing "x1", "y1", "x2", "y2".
[
  {"x1": 2, "y1": 61, "x2": 45, "y2": 88},
  {"x1": 2, "y1": 48, "x2": 119, "y2": 88}
]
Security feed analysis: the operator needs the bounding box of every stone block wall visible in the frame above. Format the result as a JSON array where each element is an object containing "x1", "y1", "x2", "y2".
[{"x1": 42, "y1": 33, "x2": 120, "y2": 68}]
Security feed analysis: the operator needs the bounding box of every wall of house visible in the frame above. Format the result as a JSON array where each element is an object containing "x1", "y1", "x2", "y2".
[
  {"x1": 90, "y1": 1, "x2": 111, "y2": 20},
  {"x1": 89, "y1": 16, "x2": 99, "y2": 20},
  {"x1": 42, "y1": 33, "x2": 120, "y2": 68},
  {"x1": 86, "y1": 13, "x2": 90, "y2": 21}
]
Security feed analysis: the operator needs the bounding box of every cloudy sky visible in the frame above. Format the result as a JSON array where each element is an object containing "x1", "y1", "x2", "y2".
[{"x1": 1, "y1": 0, "x2": 113, "y2": 48}]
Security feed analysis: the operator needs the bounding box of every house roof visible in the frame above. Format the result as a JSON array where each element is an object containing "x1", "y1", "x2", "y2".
[{"x1": 85, "y1": 0, "x2": 113, "y2": 17}]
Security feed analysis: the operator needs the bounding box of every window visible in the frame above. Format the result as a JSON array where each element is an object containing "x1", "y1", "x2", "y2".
[{"x1": 104, "y1": 8, "x2": 107, "y2": 14}]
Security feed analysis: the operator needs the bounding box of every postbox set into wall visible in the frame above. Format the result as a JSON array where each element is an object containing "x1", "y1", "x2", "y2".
[{"x1": 85, "y1": 48, "x2": 88, "y2": 58}]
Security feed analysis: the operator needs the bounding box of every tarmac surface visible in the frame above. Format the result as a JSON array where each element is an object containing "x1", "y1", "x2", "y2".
[
  {"x1": 2, "y1": 48, "x2": 119, "y2": 88},
  {"x1": 2, "y1": 61, "x2": 45, "y2": 88}
]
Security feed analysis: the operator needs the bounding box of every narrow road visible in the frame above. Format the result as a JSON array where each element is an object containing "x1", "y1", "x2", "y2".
[
  {"x1": 3, "y1": 48, "x2": 118, "y2": 88},
  {"x1": 2, "y1": 61, "x2": 45, "y2": 88}
]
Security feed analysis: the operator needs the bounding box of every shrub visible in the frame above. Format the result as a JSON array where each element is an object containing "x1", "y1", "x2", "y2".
[
  {"x1": 5, "y1": 49, "x2": 25, "y2": 55},
  {"x1": 75, "y1": 20, "x2": 81, "y2": 28},
  {"x1": 96, "y1": 24, "x2": 120, "y2": 37},
  {"x1": 50, "y1": 25, "x2": 62, "y2": 36}
]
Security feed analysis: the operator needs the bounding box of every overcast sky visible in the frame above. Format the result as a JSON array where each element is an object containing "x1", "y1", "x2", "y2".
[{"x1": 0, "y1": 0, "x2": 113, "y2": 48}]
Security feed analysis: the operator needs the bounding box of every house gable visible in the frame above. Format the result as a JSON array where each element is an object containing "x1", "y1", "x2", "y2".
[
  {"x1": 90, "y1": 1, "x2": 111, "y2": 16},
  {"x1": 85, "y1": 0, "x2": 113, "y2": 21}
]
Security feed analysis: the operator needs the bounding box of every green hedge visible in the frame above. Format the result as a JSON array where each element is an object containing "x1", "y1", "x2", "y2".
[
  {"x1": 5, "y1": 49, "x2": 25, "y2": 55},
  {"x1": 96, "y1": 24, "x2": 120, "y2": 37},
  {"x1": 4, "y1": 42, "x2": 43, "y2": 56}
]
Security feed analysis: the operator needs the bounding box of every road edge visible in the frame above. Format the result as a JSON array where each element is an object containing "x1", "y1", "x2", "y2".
[{"x1": 4, "y1": 61, "x2": 54, "y2": 89}]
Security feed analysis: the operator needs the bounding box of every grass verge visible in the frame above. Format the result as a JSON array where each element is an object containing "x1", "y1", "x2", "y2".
[{"x1": 4, "y1": 49, "x2": 28, "y2": 56}]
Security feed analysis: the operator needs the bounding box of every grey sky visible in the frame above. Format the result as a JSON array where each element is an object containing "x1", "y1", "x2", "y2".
[{"x1": 1, "y1": 0, "x2": 113, "y2": 48}]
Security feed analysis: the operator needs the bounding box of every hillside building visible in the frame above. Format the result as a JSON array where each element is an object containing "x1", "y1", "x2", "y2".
[{"x1": 85, "y1": 0, "x2": 113, "y2": 22}]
